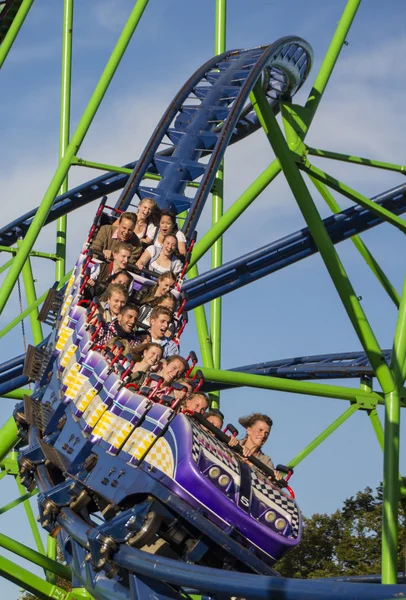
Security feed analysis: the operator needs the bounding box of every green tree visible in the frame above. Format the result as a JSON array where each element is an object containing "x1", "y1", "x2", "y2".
[{"x1": 278, "y1": 484, "x2": 406, "y2": 578}]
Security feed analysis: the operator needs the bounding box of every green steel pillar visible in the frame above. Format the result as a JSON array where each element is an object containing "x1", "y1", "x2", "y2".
[
  {"x1": 56, "y1": 0, "x2": 74, "y2": 280},
  {"x1": 0, "y1": 417, "x2": 18, "y2": 462},
  {"x1": 0, "y1": 533, "x2": 71, "y2": 580},
  {"x1": 251, "y1": 83, "x2": 396, "y2": 398},
  {"x1": 16, "y1": 476, "x2": 46, "y2": 556},
  {"x1": 17, "y1": 239, "x2": 43, "y2": 345},
  {"x1": 0, "y1": 0, "x2": 34, "y2": 69},
  {"x1": 0, "y1": 0, "x2": 151, "y2": 316},
  {"x1": 188, "y1": 265, "x2": 218, "y2": 408},
  {"x1": 304, "y1": 0, "x2": 361, "y2": 130},
  {"x1": 381, "y1": 277, "x2": 406, "y2": 582},
  {"x1": 210, "y1": 0, "x2": 226, "y2": 406},
  {"x1": 0, "y1": 553, "x2": 69, "y2": 600}
]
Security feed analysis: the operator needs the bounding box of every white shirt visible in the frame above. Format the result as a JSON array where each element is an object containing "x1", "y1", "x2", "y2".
[{"x1": 145, "y1": 246, "x2": 182, "y2": 275}]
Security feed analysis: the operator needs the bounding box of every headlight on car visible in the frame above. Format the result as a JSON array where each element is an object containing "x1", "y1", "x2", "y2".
[
  {"x1": 209, "y1": 466, "x2": 220, "y2": 479},
  {"x1": 275, "y1": 517, "x2": 287, "y2": 531},
  {"x1": 265, "y1": 510, "x2": 276, "y2": 523},
  {"x1": 218, "y1": 474, "x2": 230, "y2": 487}
]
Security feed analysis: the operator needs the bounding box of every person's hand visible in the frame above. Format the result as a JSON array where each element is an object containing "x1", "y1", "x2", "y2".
[
  {"x1": 87, "y1": 279, "x2": 95, "y2": 287},
  {"x1": 228, "y1": 436, "x2": 238, "y2": 447},
  {"x1": 242, "y1": 445, "x2": 257, "y2": 458},
  {"x1": 274, "y1": 470, "x2": 283, "y2": 481},
  {"x1": 103, "y1": 249, "x2": 112, "y2": 261}
]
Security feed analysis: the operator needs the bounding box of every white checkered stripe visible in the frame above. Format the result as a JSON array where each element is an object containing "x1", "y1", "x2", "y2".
[
  {"x1": 251, "y1": 469, "x2": 300, "y2": 538},
  {"x1": 190, "y1": 421, "x2": 240, "y2": 474}
]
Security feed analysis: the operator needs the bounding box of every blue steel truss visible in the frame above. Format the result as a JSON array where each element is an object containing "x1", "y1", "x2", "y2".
[{"x1": 184, "y1": 183, "x2": 406, "y2": 309}]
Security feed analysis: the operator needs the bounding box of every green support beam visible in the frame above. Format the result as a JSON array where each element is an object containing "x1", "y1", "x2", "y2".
[
  {"x1": 196, "y1": 367, "x2": 383, "y2": 403},
  {"x1": 0, "y1": 268, "x2": 72, "y2": 339},
  {"x1": 250, "y1": 82, "x2": 396, "y2": 398},
  {"x1": 300, "y1": 161, "x2": 406, "y2": 235},
  {"x1": 0, "y1": 417, "x2": 18, "y2": 462},
  {"x1": 303, "y1": 0, "x2": 361, "y2": 131},
  {"x1": 16, "y1": 476, "x2": 46, "y2": 557},
  {"x1": 189, "y1": 159, "x2": 282, "y2": 269},
  {"x1": 0, "y1": 0, "x2": 34, "y2": 69},
  {"x1": 288, "y1": 403, "x2": 359, "y2": 467},
  {"x1": 0, "y1": 554, "x2": 69, "y2": 600},
  {"x1": 72, "y1": 157, "x2": 200, "y2": 188},
  {"x1": 0, "y1": 533, "x2": 71, "y2": 581},
  {"x1": 0, "y1": 247, "x2": 59, "y2": 260},
  {"x1": 188, "y1": 265, "x2": 219, "y2": 409},
  {"x1": 18, "y1": 239, "x2": 44, "y2": 345},
  {"x1": 309, "y1": 175, "x2": 400, "y2": 307},
  {"x1": 307, "y1": 146, "x2": 406, "y2": 174},
  {"x1": 56, "y1": 0, "x2": 74, "y2": 281},
  {"x1": 210, "y1": 0, "x2": 227, "y2": 407},
  {"x1": 0, "y1": 0, "x2": 151, "y2": 316},
  {"x1": 2, "y1": 388, "x2": 32, "y2": 400},
  {"x1": 0, "y1": 488, "x2": 38, "y2": 515}
]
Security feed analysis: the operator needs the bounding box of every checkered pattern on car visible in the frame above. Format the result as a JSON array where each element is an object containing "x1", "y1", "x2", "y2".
[
  {"x1": 122, "y1": 427, "x2": 156, "y2": 460},
  {"x1": 251, "y1": 469, "x2": 300, "y2": 538},
  {"x1": 190, "y1": 421, "x2": 240, "y2": 474},
  {"x1": 145, "y1": 438, "x2": 174, "y2": 477}
]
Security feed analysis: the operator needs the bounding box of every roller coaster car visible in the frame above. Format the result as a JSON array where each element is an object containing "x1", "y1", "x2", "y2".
[{"x1": 18, "y1": 226, "x2": 302, "y2": 577}]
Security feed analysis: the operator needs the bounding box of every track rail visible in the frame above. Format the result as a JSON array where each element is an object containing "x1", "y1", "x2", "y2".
[
  {"x1": 115, "y1": 38, "x2": 313, "y2": 238},
  {"x1": 184, "y1": 183, "x2": 406, "y2": 308}
]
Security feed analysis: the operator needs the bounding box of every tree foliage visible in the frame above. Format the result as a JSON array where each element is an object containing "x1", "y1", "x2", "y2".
[{"x1": 277, "y1": 484, "x2": 406, "y2": 578}]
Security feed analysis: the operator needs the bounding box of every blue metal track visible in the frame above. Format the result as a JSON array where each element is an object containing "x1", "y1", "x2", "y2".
[
  {"x1": 32, "y1": 446, "x2": 406, "y2": 600},
  {"x1": 115, "y1": 38, "x2": 313, "y2": 237},
  {"x1": 0, "y1": 41, "x2": 312, "y2": 248},
  {"x1": 184, "y1": 183, "x2": 406, "y2": 309}
]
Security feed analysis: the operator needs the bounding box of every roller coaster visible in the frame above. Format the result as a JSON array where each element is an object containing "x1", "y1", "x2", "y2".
[{"x1": 1, "y1": 1, "x2": 406, "y2": 599}]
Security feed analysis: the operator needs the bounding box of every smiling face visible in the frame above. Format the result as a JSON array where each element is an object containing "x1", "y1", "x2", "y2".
[
  {"x1": 160, "y1": 215, "x2": 175, "y2": 236},
  {"x1": 138, "y1": 199, "x2": 154, "y2": 220},
  {"x1": 160, "y1": 359, "x2": 186, "y2": 383},
  {"x1": 108, "y1": 291, "x2": 126, "y2": 316},
  {"x1": 117, "y1": 218, "x2": 135, "y2": 241},
  {"x1": 185, "y1": 394, "x2": 209, "y2": 415},
  {"x1": 117, "y1": 308, "x2": 137, "y2": 333},
  {"x1": 246, "y1": 420, "x2": 270, "y2": 450},
  {"x1": 157, "y1": 276, "x2": 176, "y2": 295},
  {"x1": 143, "y1": 345, "x2": 163, "y2": 367},
  {"x1": 113, "y1": 249, "x2": 131, "y2": 270},
  {"x1": 150, "y1": 314, "x2": 170, "y2": 339},
  {"x1": 162, "y1": 235, "x2": 177, "y2": 256}
]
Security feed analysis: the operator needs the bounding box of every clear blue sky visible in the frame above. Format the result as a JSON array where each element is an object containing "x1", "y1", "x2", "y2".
[{"x1": 1, "y1": 0, "x2": 406, "y2": 596}]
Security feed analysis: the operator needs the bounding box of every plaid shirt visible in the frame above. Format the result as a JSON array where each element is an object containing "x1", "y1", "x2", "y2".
[{"x1": 96, "y1": 318, "x2": 140, "y2": 348}]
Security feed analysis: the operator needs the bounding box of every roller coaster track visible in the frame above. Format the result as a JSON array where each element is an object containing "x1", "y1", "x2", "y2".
[
  {"x1": 114, "y1": 38, "x2": 313, "y2": 235},
  {"x1": 184, "y1": 183, "x2": 406, "y2": 308},
  {"x1": 0, "y1": 40, "x2": 312, "y2": 247}
]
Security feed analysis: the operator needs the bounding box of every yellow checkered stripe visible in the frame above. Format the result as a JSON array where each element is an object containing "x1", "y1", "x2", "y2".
[
  {"x1": 123, "y1": 428, "x2": 156, "y2": 460},
  {"x1": 59, "y1": 342, "x2": 78, "y2": 369},
  {"x1": 74, "y1": 384, "x2": 98, "y2": 413},
  {"x1": 83, "y1": 397, "x2": 108, "y2": 429},
  {"x1": 60, "y1": 293, "x2": 74, "y2": 319},
  {"x1": 145, "y1": 438, "x2": 174, "y2": 477},
  {"x1": 92, "y1": 410, "x2": 120, "y2": 439},
  {"x1": 55, "y1": 324, "x2": 74, "y2": 354},
  {"x1": 106, "y1": 419, "x2": 135, "y2": 451}
]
